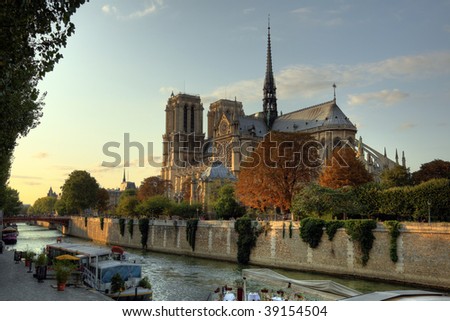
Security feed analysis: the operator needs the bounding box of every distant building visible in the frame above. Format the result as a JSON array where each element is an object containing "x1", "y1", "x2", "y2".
[
  {"x1": 47, "y1": 187, "x2": 57, "y2": 198},
  {"x1": 107, "y1": 170, "x2": 137, "y2": 209},
  {"x1": 119, "y1": 169, "x2": 137, "y2": 192}
]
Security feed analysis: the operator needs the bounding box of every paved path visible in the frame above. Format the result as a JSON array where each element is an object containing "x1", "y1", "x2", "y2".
[{"x1": 0, "y1": 249, "x2": 112, "y2": 301}]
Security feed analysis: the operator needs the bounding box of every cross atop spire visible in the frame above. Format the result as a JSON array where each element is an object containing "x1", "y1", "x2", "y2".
[
  {"x1": 263, "y1": 14, "x2": 278, "y2": 129},
  {"x1": 333, "y1": 83, "x2": 337, "y2": 102}
]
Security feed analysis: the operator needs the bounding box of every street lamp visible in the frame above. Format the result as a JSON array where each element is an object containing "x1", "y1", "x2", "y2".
[{"x1": 427, "y1": 200, "x2": 431, "y2": 225}]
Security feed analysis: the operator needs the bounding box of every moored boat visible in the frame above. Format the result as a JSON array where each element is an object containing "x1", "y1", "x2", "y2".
[
  {"x1": 46, "y1": 241, "x2": 152, "y2": 300},
  {"x1": 209, "y1": 268, "x2": 362, "y2": 301},
  {"x1": 2, "y1": 226, "x2": 18, "y2": 245}
]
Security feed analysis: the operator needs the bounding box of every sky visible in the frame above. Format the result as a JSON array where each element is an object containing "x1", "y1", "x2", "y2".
[{"x1": 9, "y1": 0, "x2": 450, "y2": 205}]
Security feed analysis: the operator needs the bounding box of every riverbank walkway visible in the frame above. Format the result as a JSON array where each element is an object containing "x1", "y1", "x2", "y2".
[{"x1": 0, "y1": 249, "x2": 112, "y2": 301}]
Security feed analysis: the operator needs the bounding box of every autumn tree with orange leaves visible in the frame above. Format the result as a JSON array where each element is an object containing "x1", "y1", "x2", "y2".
[
  {"x1": 236, "y1": 131, "x2": 321, "y2": 212},
  {"x1": 137, "y1": 176, "x2": 170, "y2": 201},
  {"x1": 319, "y1": 147, "x2": 373, "y2": 189}
]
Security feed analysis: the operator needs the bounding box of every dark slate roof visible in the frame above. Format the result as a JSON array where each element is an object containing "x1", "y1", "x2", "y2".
[
  {"x1": 237, "y1": 114, "x2": 268, "y2": 137},
  {"x1": 271, "y1": 100, "x2": 356, "y2": 132}
]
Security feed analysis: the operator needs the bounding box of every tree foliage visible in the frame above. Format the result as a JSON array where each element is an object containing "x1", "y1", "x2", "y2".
[
  {"x1": 138, "y1": 195, "x2": 172, "y2": 217},
  {"x1": 412, "y1": 159, "x2": 450, "y2": 184},
  {"x1": 214, "y1": 184, "x2": 245, "y2": 220},
  {"x1": 380, "y1": 165, "x2": 411, "y2": 188},
  {"x1": 60, "y1": 170, "x2": 99, "y2": 214},
  {"x1": 236, "y1": 131, "x2": 320, "y2": 212},
  {"x1": 0, "y1": 0, "x2": 89, "y2": 206},
  {"x1": 137, "y1": 176, "x2": 169, "y2": 201},
  {"x1": 31, "y1": 196, "x2": 56, "y2": 215},
  {"x1": 0, "y1": 187, "x2": 22, "y2": 216},
  {"x1": 96, "y1": 188, "x2": 110, "y2": 214},
  {"x1": 116, "y1": 195, "x2": 139, "y2": 218},
  {"x1": 319, "y1": 147, "x2": 373, "y2": 189}
]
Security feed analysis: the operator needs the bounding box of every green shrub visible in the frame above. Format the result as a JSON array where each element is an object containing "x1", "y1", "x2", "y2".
[
  {"x1": 345, "y1": 219, "x2": 377, "y2": 266},
  {"x1": 127, "y1": 219, "x2": 134, "y2": 238},
  {"x1": 384, "y1": 220, "x2": 401, "y2": 263},
  {"x1": 299, "y1": 217, "x2": 325, "y2": 248},
  {"x1": 119, "y1": 218, "x2": 125, "y2": 237},
  {"x1": 325, "y1": 220, "x2": 345, "y2": 241},
  {"x1": 139, "y1": 218, "x2": 150, "y2": 249},
  {"x1": 234, "y1": 216, "x2": 260, "y2": 264},
  {"x1": 186, "y1": 219, "x2": 199, "y2": 251}
]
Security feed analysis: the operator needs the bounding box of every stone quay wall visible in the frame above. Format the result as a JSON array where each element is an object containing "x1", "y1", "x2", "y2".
[{"x1": 67, "y1": 217, "x2": 450, "y2": 290}]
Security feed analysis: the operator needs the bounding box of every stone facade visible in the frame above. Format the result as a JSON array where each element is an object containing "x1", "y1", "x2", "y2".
[{"x1": 67, "y1": 217, "x2": 450, "y2": 290}]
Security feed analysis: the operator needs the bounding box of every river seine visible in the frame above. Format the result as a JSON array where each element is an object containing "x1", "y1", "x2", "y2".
[{"x1": 7, "y1": 224, "x2": 424, "y2": 300}]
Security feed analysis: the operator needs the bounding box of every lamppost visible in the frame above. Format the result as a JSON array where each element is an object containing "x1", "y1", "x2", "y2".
[{"x1": 427, "y1": 200, "x2": 431, "y2": 225}]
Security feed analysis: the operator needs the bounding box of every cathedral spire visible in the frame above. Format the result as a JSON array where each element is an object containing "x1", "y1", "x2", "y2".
[
  {"x1": 263, "y1": 15, "x2": 278, "y2": 129},
  {"x1": 122, "y1": 168, "x2": 126, "y2": 183}
]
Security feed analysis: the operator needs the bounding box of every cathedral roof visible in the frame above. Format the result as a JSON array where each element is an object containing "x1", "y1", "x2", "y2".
[
  {"x1": 200, "y1": 161, "x2": 236, "y2": 182},
  {"x1": 120, "y1": 181, "x2": 136, "y2": 192},
  {"x1": 271, "y1": 100, "x2": 356, "y2": 133},
  {"x1": 237, "y1": 115, "x2": 268, "y2": 137}
]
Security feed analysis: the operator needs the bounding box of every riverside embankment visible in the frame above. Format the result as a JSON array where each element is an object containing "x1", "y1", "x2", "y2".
[
  {"x1": 0, "y1": 249, "x2": 111, "y2": 301},
  {"x1": 64, "y1": 217, "x2": 450, "y2": 291}
]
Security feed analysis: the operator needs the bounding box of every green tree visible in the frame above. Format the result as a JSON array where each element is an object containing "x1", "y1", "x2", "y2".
[
  {"x1": 138, "y1": 195, "x2": 172, "y2": 217},
  {"x1": 0, "y1": 187, "x2": 22, "y2": 217},
  {"x1": 291, "y1": 184, "x2": 357, "y2": 220},
  {"x1": 32, "y1": 196, "x2": 57, "y2": 215},
  {"x1": 96, "y1": 188, "x2": 110, "y2": 214},
  {"x1": 214, "y1": 185, "x2": 245, "y2": 220},
  {"x1": 116, "y1": 195, "x2": 140, "y2": 218},
  {"x1": 0, "y1": 1, "x2": 89, "y2": 207},
  {"x1": 412, "y1": 159, "x2": 450, "y2": 184},
  {"x1": 60, "y1": 170, "x2": 99, "y2": 214},
  {"x1": 54, "y1": 198, "x2": 70, "y2": 216},
  {"x1": 170, "y1": 202, "x2": 203, "y2": 219},
  {"x1": 381, "y1": 165, "x2": 411, "y2": 188}
]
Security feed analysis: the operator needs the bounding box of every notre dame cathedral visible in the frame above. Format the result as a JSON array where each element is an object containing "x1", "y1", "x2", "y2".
[{"x1": 161, "y1": 22, "x2": 405, "y2": 209}]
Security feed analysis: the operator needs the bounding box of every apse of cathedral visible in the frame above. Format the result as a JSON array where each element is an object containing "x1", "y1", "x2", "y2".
[{"x1": 161, "y1": 21, "x2": 404, "y2": 207}]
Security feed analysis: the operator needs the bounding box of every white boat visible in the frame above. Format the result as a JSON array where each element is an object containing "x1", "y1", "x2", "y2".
[
  {"x1": 46, "y1": 242, "x2": 152, "y2": 300},
  {"x1": 341, "y1": 290, "x2": 450, "y2": 301},
  {"x1": 209, "y1": 268, "x2": 362, "y2": 301}
]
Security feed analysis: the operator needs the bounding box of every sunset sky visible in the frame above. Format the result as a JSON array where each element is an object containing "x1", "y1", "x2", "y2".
[{"x1": 9, "y1": 0, "x2": 450, "y2": 205}]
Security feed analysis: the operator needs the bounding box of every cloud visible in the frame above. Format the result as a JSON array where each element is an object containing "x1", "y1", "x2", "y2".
[
  {"x1": 291, "y1": 7, "x2": 312, "y2": 15},
  {"x1": 364, "y1": 52, "x2": 450, "y2": 79},
  {"x1": 243, "y1": 8, "x2": 255, "y2": 15},
  {"x1": 291, "y1": 6, "x2": 343, "y2": 27},
  {"x1": 33, "y1": 152, "x2": 49, "y2": 159},
  {"x1": 204, "y1": 51, "x2": 450, "y2": 104},
  {"x1": 102, "y1": 1, "x2": 164, "y2": 20},
  {"x1": 399, "y1": 122, "x2": 417, "y2": 130},
  {"x1": 11, "y1": 175, "x2": 43, "y2": 180},
  {"x1": 347, "y1": 89, "x2": 409, "y2": 107},
  {"x1": 101, "y1": 4, "x2": 117, "y2": 15}
]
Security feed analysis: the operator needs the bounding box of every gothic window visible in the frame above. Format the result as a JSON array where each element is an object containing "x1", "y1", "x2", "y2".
[
  {"x1": 183, "y1": 104, "x2": 188, "y2": 132},
  {"x1": 190, "y1": 105, "x2": 195, "y2": 133}
]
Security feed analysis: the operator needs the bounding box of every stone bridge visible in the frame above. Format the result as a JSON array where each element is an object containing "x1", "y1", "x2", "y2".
[{"x1": 2, "y1": 216, "x2": 70, "y2": 227}]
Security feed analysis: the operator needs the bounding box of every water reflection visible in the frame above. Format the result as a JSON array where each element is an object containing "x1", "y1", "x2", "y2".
[{"x1": 7, "y1": 224, "x2": 425, "y2": 300}]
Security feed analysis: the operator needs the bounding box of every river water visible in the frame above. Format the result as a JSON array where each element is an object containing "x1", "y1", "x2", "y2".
[{"x1": 6, "y1": 224, "x2": 426, "y2": 300}]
